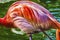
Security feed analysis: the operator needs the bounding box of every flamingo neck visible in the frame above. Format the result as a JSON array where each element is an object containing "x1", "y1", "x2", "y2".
[{"x1": 0, "y1": 18, "x2": 7, "y2": 26}]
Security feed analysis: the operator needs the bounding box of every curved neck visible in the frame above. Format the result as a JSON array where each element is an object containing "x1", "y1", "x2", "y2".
[{"x1": 0, "y1": 18, "x2": 7, "y2": 26}]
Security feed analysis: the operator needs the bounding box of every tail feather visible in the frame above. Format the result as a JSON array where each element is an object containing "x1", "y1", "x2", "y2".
[
  {"x1": 51, "y1": 19, "x2": 60, "y2": 29},
  {"x1": 47, "y1": 14, "x2": 60, "y2": 29},
  {"x1": 54, "y1": 21, "x2": 60, "y2": 29}
]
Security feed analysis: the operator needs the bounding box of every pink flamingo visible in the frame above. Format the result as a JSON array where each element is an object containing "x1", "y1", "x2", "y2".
[{"x1": 0, "y1": 0, "x2": 60, "y2": 40}]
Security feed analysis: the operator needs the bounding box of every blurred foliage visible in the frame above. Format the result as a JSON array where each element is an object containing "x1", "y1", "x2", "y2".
[
  {"x1": 0, "y1": 0, "x2": 16, "y2": 3},
  {"x1": 0, "y1": 0, "x2": 60, "y2": 40}
]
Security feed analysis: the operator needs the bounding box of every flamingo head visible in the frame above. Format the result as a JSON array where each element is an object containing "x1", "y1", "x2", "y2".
[{"x1": 0, "y1": 18, "x2": 8, "y2": 26}]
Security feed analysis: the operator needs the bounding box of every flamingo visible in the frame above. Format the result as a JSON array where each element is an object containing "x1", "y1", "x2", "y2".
[
  {"x1": 0, "y1": 0, "x2": 60, "y2": 40},
  {"x1": 56, "y1": 29, "x2": 60, "y2": 40}
]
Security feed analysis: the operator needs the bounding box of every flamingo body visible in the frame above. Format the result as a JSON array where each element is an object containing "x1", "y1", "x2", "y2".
[{"x1": 0, "y1": 1, "x2": 60, "y2": 40}]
